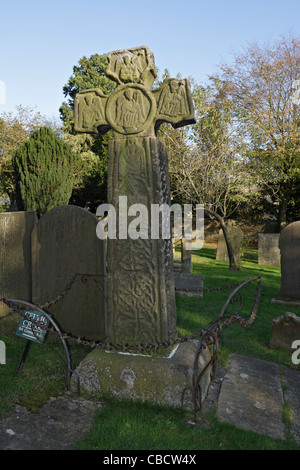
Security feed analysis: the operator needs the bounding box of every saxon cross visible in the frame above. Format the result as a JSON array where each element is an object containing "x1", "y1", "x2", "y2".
[{"x1": 74, "y1": 46, "x2": 195, "y2": 346}]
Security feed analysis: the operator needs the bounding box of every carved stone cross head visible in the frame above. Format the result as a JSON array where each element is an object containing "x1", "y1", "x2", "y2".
[{"x1": 74, "y1": 46, "x2": 196, "y2": 138}]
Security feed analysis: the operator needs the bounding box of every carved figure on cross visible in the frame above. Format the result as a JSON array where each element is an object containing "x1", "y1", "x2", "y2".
[{"x1": 74, "y1": 45, "x2": 195, "y2": 139}]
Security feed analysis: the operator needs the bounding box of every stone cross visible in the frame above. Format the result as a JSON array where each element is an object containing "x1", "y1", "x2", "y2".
[{"x1": 74, "y1": 46, "x2": 195, "y2": 346}]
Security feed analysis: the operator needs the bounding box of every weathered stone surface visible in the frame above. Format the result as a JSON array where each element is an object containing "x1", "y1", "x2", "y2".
[
  {"x1": 269, "y1": 312, "x2": 300, "y2": 350},
  {"x1": 216, "y1": 225, "x2": 244, "y2": 263},
  {"x1": 74, "y1": 46, "x2": 195, "y2": 140},
  {"x1": 74, "y1": 46, "x2": 196, "y2": 346},
  {"x1": 31, "y1": 205, "x2": 106, "y2": 341},
  {"x1": 217, "y1": 354, "x2": 285, "y2": 440},
  {"x1": 71, "y1": 340, "x2": 211, "y2": 410},
  {"x1": 174, "y1": 272, "x2": 205, "y2": 297},
  {"x1": 0, "y1": 396, "x2": 102, "y2": 450},
  {"x1": 258, "y1": 233, "x2": 280, "y2": 266},
  {"x1": 106, "y1": 137, "x2": 177, "y2": 345},
  {"x1": 272, "y1": 221, "x2": 300, "y2": 306},
  {"x1": 0, "y1": 211, "x2": 37, "y2": 333}
]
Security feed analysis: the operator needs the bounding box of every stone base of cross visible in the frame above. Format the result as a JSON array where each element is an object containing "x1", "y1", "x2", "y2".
[{"x1": 74, "y1": 46, "x2": 195, "y2": 346}]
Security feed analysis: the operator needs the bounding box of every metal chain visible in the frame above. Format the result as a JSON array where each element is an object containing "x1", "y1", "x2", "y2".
[
  {"x1": 0, "y1": 275, "x2": 262, "y2": 353},
  {"x1": 0, "y1": 275, "x2": 262, "y2": 419}
]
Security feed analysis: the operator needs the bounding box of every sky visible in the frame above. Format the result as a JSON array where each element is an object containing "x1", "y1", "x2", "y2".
[{"x1": 0, "y1": 0, "x2": 299, "y2": 121}]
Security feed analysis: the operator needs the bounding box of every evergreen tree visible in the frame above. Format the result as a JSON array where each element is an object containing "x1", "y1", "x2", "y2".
[{"x1": 14, "y1": 126, "x2": 79, "y2": 217}]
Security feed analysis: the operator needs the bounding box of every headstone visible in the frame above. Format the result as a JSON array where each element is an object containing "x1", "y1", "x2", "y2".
[
  {"x1": 31, "y1": 205, "x2": 106, "y2": 341},
  {"x1": 174, "y1": 272, "x2": 205, "y2": 297},
  {"x1": 74, "y1": 45, "x2": 196, "y2": 346},
  {"x1": 258, "y1": 233, "x2": 280, "y2": 266},
  {"x1": 181, "y1": 239, "x2": 192, "y2": 273},
  {"x1": 216, "y1": 225, "x2": 244, "y2": 262},
  {"x1": 272, "y1": 221, "x2": 300, "y2": 306},
  {"x1": 269, "y1": 312, "x2": 300, "y2": 350},
  {"x1": 0, "y1": 211, "x2": 37, "y2": 333},
  {"x1": 284, "y1": 367, "x2": 300, "y2": 444}
]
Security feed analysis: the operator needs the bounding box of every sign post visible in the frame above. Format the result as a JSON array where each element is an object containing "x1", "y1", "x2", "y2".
[{"x1": 16, "y1": 310, "x2": 51, "y2": 373}]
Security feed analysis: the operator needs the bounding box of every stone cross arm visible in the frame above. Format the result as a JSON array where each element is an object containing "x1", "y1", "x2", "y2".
[{"x1": 74, "y1": 77, "x2": 196, "y2": 138}]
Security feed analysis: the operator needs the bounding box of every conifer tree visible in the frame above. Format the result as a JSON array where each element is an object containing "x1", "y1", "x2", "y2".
[{"x1": 14, "y1": 126, "x2": 79, "y2": 216}]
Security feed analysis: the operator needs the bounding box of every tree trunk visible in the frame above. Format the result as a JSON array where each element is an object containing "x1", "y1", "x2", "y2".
[
  {"x1": 205, "y1": 207, "x2": 240, "y2": 270},
  {"x1": 277, "y1": 199, "x2": 288, "y2": 232}
]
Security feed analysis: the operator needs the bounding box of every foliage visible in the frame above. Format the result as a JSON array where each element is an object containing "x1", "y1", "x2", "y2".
[
  {"x1": 60, "y1": 53, "x2": 117, "y2": 211},
  {"x1": 14, "y1": 126, "x2": 79, "y2": 217},
  {"x1": 0, "y1": 106, "x2": 61, "y2": 204},
  {"x1": 214, "y1": 34, "x2": 300, "y2": 230}
]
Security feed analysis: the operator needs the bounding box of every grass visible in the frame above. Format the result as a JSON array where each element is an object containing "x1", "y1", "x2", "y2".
[{"x1": 1, "y1": 245, "x2": 300, "y2": 450}]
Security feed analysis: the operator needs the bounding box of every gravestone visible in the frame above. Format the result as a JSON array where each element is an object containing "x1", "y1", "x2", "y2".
[
  {"x1": 272, "y1": 221, "x2": 300, "y2": 306},
  {"x1": 74, "y1": 45, "x2": 196, "y2": 346},
  {"x1": 0, "y1": 211, "x2": 37, "y2": 333},
  {"x1": 174, "y1": 272, "x2": 205, "y2": 297},
  {"x1": 269, "y1": 312, "x2": 300, "y2": 350},
  {"x1": 31, "y1": 205, "x2": 106, "y2": 341},
  {"x1": 181, "y1": 238, "x2": 192, "y2": 273},
  {"x1": 216, "y1": 225, "x2": 244, "y2": 263},
  {"x1": 258, "y1": 233, "x2": 280, "y2": 266}
]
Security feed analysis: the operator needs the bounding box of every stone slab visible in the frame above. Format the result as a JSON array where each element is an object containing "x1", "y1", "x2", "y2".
[
  {"x1": 217, "y1": 354, "x2": 285, "y2": 440},
  {"x1": 31, "y1": 205, "x2": 106, "y2": 341},
  {"x1": 71, "y1": 340, "x2": 211, "y2": 410},
  {"x1": 284, "y1": 367, "x2": 300, "y2": 444},
  {"x1": 0, "y1": 396, "x2": 102, "y2": 450},
  {"x1": 174, "y1": 272, "x2": 205, "y2": 297}
]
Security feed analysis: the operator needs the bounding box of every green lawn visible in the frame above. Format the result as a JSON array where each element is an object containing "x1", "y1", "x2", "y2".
[{"x1": 1, "y1": 246, "x2": 300, "y2": 450}]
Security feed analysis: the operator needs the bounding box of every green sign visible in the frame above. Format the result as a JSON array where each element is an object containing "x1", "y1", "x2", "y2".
[{"x1": 16, "y1": 310, "x2": 50, "y2": 343}]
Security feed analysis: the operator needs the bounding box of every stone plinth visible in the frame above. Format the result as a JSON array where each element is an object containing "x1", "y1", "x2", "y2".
[
  {"x1": 258, "y1": 233, "x2": 280, "y2": 266},
  {"x1": 71, "y1": 340, "x2": 211, "y2": 410}
]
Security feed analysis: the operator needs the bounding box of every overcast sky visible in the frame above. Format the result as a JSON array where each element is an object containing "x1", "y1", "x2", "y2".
[{"x1": 0, "y1": 0, "x2": 299, "y2": 120}]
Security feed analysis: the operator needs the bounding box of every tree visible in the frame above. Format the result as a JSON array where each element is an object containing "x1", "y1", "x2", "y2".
[
  {"x1": 60, "y1": 53, "x2": 116, "y2": 212},
  {"x1": 166, "y1": 83, "x2": 249, "y2": 270},
  {"x1": 14, "y1": 126, "x2": 79, "y2": 217},
  {"x1": 0, "y1": 106, "x2": 61, "y2": 204},
  {"x1": 214, "y1": 34, "x2": 300, "y2": 231}
]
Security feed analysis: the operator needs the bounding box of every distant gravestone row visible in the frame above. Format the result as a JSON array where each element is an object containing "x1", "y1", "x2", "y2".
[
  {"x1": 216, "y1": 225, "x2": 244, "y2": 263},
  {"x1": 0, "y1": 207, "x2": 106, "y2": 340}
]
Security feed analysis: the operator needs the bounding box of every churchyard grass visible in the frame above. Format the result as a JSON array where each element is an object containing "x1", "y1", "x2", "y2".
[{"x1": 1, "y1": 245, "x2": 300, "y2": 450}]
